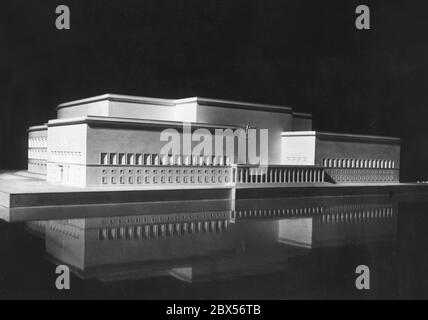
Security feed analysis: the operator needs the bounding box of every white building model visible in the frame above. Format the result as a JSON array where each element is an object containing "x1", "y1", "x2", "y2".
[{"x1": 27, "y1": 94, "x2": 400, "y2": 188}]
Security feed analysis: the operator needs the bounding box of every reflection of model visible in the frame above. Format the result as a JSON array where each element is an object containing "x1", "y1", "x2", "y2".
[
  {"x1": 277, "y1": 203, "x2": 397, "y2": 249},
  {"x1": 43, "y1": 197, "x2": 397, "y2": 282},
  {"x1": 28, "y1": 94, "x2": 400, "y2": 187}
]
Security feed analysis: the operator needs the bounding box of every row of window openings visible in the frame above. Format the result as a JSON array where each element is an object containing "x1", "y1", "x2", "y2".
[
  {"x1": 51, "y1": 151, "x2": 82, "y2": 157},
  {"x1": 237, "y1": 169, "x2": 324, "y2": 183},
  {"x1": 327, "y1": 207, "x2": 393, "y2": 215},
  {"x1": 319, "y1": 208, "x2": 394, "y2": 224},
  {"x1": 28, "y1": 137, "x2": 47, "y2": 148},
  {"x1": 28, "y1": 162, "x2": 47, "y2": 168},
  {"x1": 28, "y1": 150, "x2": 47, "y2": 159},
  {"x1": 233, "y1": 206, "x2": 324, "y2": 219},
  {"x1": 334, "y1": 174, "x2": 395, "y2": 182},
  {"x1": 99, "y1": 212, "x2": 227, "y2": 225},
  {"x1": 322, "y1": 158, "x2": 395, "y2": 169},
  {"x1": 100, "y1": 153, "x2": 231, "y2": 166},
  {"x1": 101, "y1": 168, "x2": 230, "y2": 175},
  {"x1": 101, "y1": 174, "x2": 231, "y2": 185},
  {"x1": 99, "y1": 220, "x2": 228, "y2": 240},
  {"x1": 329, "y1": 169, "x2": 394, "y2": 174}
]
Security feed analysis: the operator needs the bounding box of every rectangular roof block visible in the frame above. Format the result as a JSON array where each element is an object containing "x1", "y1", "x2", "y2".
[
  {"x1": 56, "y1": 94, "x2": 297, "y2": 120},
  {"x1": 281, "y1": 131, "x2": 400, "y2": 144}
]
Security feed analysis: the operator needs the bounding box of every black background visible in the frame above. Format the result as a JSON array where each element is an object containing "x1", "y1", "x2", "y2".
[{"x1": 1, "y1": 0, "x2": 427, "y2": 181}]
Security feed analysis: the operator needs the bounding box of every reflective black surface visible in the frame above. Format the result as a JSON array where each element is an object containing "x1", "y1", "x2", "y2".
[{"x1": 1, "y1": 195, "x2": 428, "y2": 299}]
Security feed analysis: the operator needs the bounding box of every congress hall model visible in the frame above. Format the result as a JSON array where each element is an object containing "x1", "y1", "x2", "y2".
[{"x1": 27, "y1": 94, "x2": 400, "y2": 188}]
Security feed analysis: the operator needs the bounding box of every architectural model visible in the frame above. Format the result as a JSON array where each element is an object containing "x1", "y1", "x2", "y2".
[{"x1": 27, "y1": 94, "x2": 401, "y2": 188}]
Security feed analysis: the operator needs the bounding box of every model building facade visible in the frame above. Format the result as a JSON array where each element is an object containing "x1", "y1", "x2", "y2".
[{"x1": 27, "y1": 94, "x2": 400, "y2": 187}]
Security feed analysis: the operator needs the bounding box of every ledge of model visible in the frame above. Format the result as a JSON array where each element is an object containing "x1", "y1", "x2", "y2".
[
  {"x1": 174, "y1": 96, "x2": 293, "y2": 114},
  {"x1": 47, "y1": 115, "x2": 244, "y2": 130},
  {"x1": 292, "y1": 112, "x2": 312, "y2": 119},
  {"x1": 56, "y1": 94, "x2": 176, "y2": 109},
  {"x1": 56, "y1": 93, "x2": 294, "y2": 114},
  {"x1": 281, "y1": 131, "x2": 401, "y2": 144},
  {"x1": 27, "y1": 124, "x2": 48, "y2": 132}
]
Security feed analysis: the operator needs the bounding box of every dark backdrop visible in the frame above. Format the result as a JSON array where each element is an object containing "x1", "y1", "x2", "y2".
[{"x1": 1, "y1": 0, "x2": 427, "y2": 181}]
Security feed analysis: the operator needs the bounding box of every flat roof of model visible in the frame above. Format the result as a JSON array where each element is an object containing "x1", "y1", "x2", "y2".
[
  {"x1": 292, "y1": 112, "x2": 312, "y2": 119},
  {"x1": 175, "y1": 96, "x2": 293, "y2": 113},
  {"x1": 48, "y1": 115, "x2": 244, "y2": 130},
  {"x1": 57, "y1": 93, "x2": 294, "y2": 114},
  {"x1": 57, "y1": 94, "x2": 176, "y2": 109},
  {"x1": 27, "y1": 125, "x2": 48, "y2": 132},
  {"x1": 281, "y1": 131, "x2": 400, "y2": 143}
]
